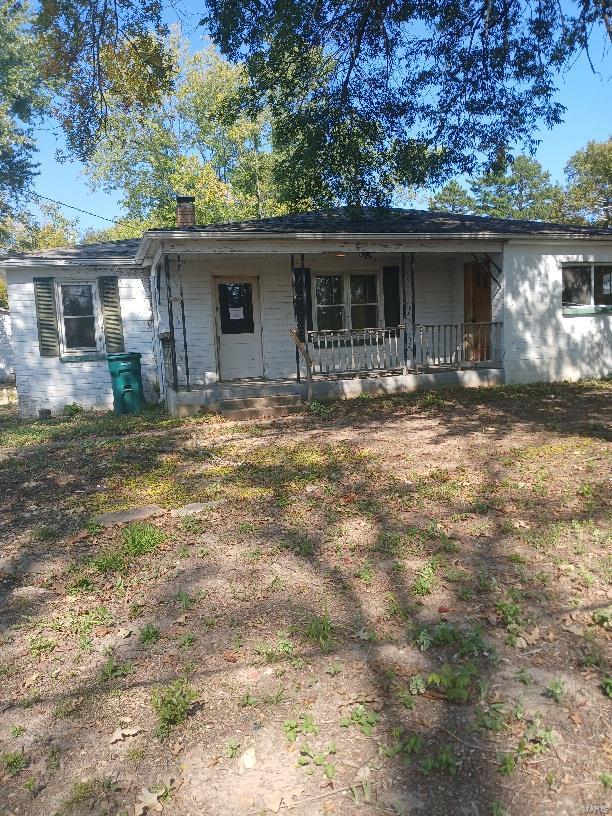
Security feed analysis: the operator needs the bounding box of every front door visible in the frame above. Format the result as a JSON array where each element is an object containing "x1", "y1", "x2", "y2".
[
  {"x1": 215, "y1": 277, "x2": 263, "y2": 380},
  {"x1": 464, "y1": 262, "x2": 492, "y2": 361}
]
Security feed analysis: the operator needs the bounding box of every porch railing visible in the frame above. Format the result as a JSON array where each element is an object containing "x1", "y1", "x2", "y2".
[
  {"x1": 307, "y1": 327, "x2": 405, "y2": 375},
  {"x1": 304, "y1": 322, "x2": 502, "y2": 376}
]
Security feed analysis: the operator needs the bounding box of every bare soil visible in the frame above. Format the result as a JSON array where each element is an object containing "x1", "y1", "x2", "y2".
[{"x1": 0, "y1": 381, "x2": 610, "y2": 816}]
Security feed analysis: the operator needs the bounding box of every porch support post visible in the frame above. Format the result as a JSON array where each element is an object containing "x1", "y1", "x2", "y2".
[
  {"x1": 290, "y1": 253, "x2": 301, "y2": 383},
  {"x1": 177, "y1": 253, "x2": 191, "y2": 391},
  {"x1": 300, "y1": 253, "x2": 308, "y2": 352},
  {"x1": 401, "y1": 252, "x2": 408, "y2": 373},
  {"x1": 164, "y1": 253, "x2": 179, "y2": 391},
  {"x1": 410, "y1": 252, "x2": 417, "y2": 373}
]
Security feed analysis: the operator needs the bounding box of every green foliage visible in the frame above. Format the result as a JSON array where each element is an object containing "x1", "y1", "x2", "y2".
[
  {"x1": 427, "y1": 663, "x2": 477, "y2": 702},
  {"x1": 30, "y1": 635, "x2": 56, "y2": 657},
  {"x1": 544, "y1": 679, "x2": 566, "y2": 704},
  {"x1": 10, "y1": 724, "x2": 25, "y2": 738},
  {"x1": 2, "y1": 751, "x2": 28, "y2": 775},
  {"x1": 91, "y1": 523, "x2": 165, "y2": 573},
  {"x1": 296, "y1": 742, "x2": 336, "y2": 779},
  {"x1": 139, "y1": 624, "x2": 161, "y2": 645},
  {"x1": 600, "y1": 772, "x2": 612, "y2": 789},
  {"x1": 283, "y1": 714, "x2": 319, "y2": 742},
  {"x1": 592, "y1": 606, "x2": 612, "y2": 629},
  {"x1": 304, "y1": 611, "x2": 335, "y2": 653},
  {"x1": 411, "y1": 557, "x2": 440, "y2": 596},
  {"x1": 419, "y1": 745, "x2": 459, "y2": 776},
  {"x1": 602, "y1": 677, "x2": 612, "y2": 699},
  {"x1": 151, "y1": 678, "x2": 197, "y2": 739},
  {"x1": 565, "y1": 138, "x2": 612, "y2": 227},
  {"x1": 339, "y1": 704, "x2": 379, "y2": 736},
  {"x1": 355, "y1": 562, "x2": 375, "y2": 584},
  {"x1": 100, "y1": 657, "x2": 133, "y2": 682}
]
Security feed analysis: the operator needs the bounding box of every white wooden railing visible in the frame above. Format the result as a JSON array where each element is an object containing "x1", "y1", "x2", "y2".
[{"x1": 304, "y1": 322, "x2": 502, "y2": 376}]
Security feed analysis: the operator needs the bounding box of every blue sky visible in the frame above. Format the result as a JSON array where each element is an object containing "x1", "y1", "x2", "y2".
[{"x1": 29, "y1": 20, "x2": 611, "y2": 233}]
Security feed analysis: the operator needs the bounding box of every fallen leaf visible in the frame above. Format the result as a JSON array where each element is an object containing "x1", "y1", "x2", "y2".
[
  {"x1": 117, "y1": 627, "x2": 133, "y2": 639},
  {"x1": 222, "y1": 651, "x2": 239, "y2": 663},
  {"x1": 438, "y1": 605, "x2": 450, "y2": 614},
  {"x1": 134, "y1": 787, "x2": 163, "y2": 815},
  {"x1": 23, "y1": 673, "x2": 39, "y2": 688},
  {"x1": 568, "y1": 711, "x2": 582, "y2": 726},
  {"x1": 109, "y1": 726, "x2": 142, "y2": 744}
]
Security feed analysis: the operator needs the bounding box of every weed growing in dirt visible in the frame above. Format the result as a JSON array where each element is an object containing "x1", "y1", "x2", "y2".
[
  {"x1": 427, "y1": 663, "x2": 477, "y2": 702},
  {"x1": 178, "y1": 632, "x2": 196, "y2": 649},
  {"x1": 139, "y1": 624, "x2": 161, "y2": 645},
  {"x1": 419, "y1": 745, "x2": 459, "y2": 776},
  {"x1": 180, "y1": 515, "x2": 205, "y2": 534},
  {"x1": 10, "y1": 725, "x2": 25, "y2": 738},
  {"x1": 67, "y1": 576, "x2": 95, "y2": 594},
  {"x1": 3, "y1": 751, "x2": 28, "y2": 775},
  {"x1": 175, "y1": 589, "x2": 195, "y2": 610},
  {"x1": 29, "y1": 635, "x2": 56, "y2": 657},
  {"x1": 355, "y1": 562, "x2": 375, "y2": 584},
  {"x1": 224, "y1": 740, "x2": 240, "y2": 758},
  {"x1": 325, "y1": 662, "x2": 343, "y2": 676},
  {"x1": 240, "y1": 692, "x2": 259, "y2": 707},
  {"x1": 600, "y1": 772, "x2": 612, "y2": 789},
  {"x1": 283, "y1": 714, "x2": 319, "y2": 742},
  {"x1": 544, "y1": 679, "x2": 566, "y2": 703},
  {"x1": 304, "y1": 611, "x2": 335, "y2": 653},
  {"x1": 151, "y1": 678, "x2": 197, "y2": 739},
  {"x1": 91, "y1": 523, "x2": 166, "y2": 573},
  {"x1": 412, "y1": 557, "x2": 440, "y2": 596},
  {"x1": 100, "y1": 657, "x2": 133, "y2": 682},
  {"x1": 297, "y1": 742, "x2": 336, "y2": 778},
  {"x1": 340, "y1": 704, "x2": 379, "y2": 736}
]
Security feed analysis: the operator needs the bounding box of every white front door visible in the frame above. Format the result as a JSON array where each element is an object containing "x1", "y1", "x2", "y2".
[{"x1": 215, "y1": 277, "x2": 264, "y2": 380}]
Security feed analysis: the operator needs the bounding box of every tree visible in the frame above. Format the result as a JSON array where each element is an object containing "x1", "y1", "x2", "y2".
[
  {"x1": 470, "y1": 157, "x2": 566, "y2": 221},
  {"x1": 33, "y1": 0, "x2": 611, "y2": 207},
  {"x1": 83, "y1": 42, "x2": 287, "y2": 227},
  {"x1": 428, "y1": 181, "x2": 475, "y2": 215},
  {"x1": 3, "y1": 202, "x2": 79, "y2": 252},
  {"x1": 429, "y1": 156, "x2": 566, "y2": 221},
  {"x1": 565, "y1": 138, "x2": 612, "y2": 227},
  {"x1": 0, "y1": 0, "x2": 47, "y2": 240}
]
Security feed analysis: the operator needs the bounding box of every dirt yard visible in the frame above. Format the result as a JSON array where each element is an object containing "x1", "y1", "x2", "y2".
[{"x1": 0, "y1": 381, "x2": 610, "y2": 816}]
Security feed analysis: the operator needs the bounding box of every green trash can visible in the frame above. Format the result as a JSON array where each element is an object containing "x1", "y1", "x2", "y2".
[{"x1": 107, "y1": 352, "x2": 144, "y2": 415}]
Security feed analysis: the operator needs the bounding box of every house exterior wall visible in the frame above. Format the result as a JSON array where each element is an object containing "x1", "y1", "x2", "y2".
[
  {"x1": 0, "y1": 308, "x2": 14, "y2": 383},
  {"x1": 159, "y1": 252, "x2": 463, "y2": 386},
  {"x1": 502, "y1": 242, "x2": 612, "y2": 383},
  {"x1": 7, "y1": 266, "x2": 159, "y2": 417}
]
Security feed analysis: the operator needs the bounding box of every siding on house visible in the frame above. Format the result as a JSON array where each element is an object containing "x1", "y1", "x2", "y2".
[
  {"x1": 158, "y1": 252, "x2": 468, "y2": 387},
  {"x1": 0, "y1": 308, "x2": 14, "y2": 383},
  {"x1": 7, "y1": 267, "x2": 158, "y2": 417},
  {"x1": 502, "y1": 242, "x2": 612, "y2": 383}
]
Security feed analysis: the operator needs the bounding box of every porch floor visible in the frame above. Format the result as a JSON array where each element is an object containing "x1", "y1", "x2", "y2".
[{"x1": 165, "y1": 367, "x2": 505, "y2": 417}]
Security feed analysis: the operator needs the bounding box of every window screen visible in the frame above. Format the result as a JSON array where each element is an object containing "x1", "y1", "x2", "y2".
[
  {"x1": 350, "y1": 274, "x2": 378, "y2": 329},
  {"x1": 61, "y1": 284, "x2": 96, "y2": 349},
  {"x1": 315, "y1": 275, "x2": 344, "y2": 331}
]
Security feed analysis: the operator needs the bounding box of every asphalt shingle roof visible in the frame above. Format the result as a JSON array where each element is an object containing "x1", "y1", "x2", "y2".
[{"x1": 2, "y1": 207, "x2": 610, "y2": 262}]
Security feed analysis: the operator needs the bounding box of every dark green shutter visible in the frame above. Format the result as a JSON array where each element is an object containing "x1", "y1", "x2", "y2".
[
  {"x1": 34, "y1": 277, "x2": 60, "y2": 357},
  {"x1": 382, "y1": 266, "x2": 401, "y2": 327},
  {"x1": 98, "y1": 276, "x2": 124, "y2": 353}
]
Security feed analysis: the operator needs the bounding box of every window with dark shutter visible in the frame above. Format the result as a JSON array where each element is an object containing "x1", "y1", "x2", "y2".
[
  {"x1": 34, "y1": 277, "x2": 60, "y2": 357},
  {"x1": 98, "y1": 276, "x2": 124, "y2": 353}
]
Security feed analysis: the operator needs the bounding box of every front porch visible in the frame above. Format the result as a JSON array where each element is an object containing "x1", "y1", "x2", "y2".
[{"x1": 153, "y1": 246, "x2": 505, "y2": 417}]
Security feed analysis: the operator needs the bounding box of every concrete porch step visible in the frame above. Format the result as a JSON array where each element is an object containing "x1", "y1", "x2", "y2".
[
  {"x1": 220, "y1": 393, "x2": 303, "y2": 420},
  {"x1": 215, "y1": 381, "x2": 303, "y2": 401}
]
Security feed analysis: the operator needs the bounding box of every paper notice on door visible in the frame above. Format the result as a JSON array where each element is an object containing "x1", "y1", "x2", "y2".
[{"x1": 228, "y1": 307, "x2": 244, "y2": 320}]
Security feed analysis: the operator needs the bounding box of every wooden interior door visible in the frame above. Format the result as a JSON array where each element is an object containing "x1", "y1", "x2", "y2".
[{"x1": 464, "y1": 261, "x2": 492, "y2": 361}]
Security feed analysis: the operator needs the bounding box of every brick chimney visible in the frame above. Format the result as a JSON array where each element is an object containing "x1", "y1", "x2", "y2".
[{"x1": 176, "y1": 195, "x2": 196, "y2": 227}]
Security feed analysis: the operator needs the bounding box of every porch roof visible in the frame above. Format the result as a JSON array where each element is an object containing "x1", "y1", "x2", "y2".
[{"x1": 1, "y1": 206, "x2": 610, "y2": 267}]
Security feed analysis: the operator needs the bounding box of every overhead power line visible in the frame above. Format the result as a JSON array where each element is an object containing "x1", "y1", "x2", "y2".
[{"x1": 31, "y1": 192, "x2": 119, "y2": 224}]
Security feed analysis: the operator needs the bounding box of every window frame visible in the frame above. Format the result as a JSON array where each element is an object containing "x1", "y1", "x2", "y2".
[
  {"x1": 561, "y1": 263, "x2": 612, "y2": 316},
  {"x1": 312, "y1": 270, "x2": 384, "y2": 332},
  {"x1": 55, "y1": 280, "x2": 105, "y2": 354}
]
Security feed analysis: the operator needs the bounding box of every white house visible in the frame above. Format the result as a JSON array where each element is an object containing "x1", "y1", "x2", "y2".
[{"x1": 1, "y1": 200, "x2": 610, "y2": 418}]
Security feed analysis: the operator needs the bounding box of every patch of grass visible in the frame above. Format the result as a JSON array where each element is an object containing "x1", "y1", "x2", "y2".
[
  {"x1": 33, "y1": 525, "x2": 57, "y2": 542},
  {"x1": 66, "y1": 575, "x2": 95, "y2": 594},
  {"x1": 2, "y1": 751, "x2": 29, "y2": 775},
  {"x1": 151, "y1": 678, "x2": 197, "y2": 740},
  {"x1": 29, "y1": 633, "x2": 57, "y2": 657},
  {"x1": 240, "y1": 692, "x2": 259, "y2": 707},
  {"x1": 91, "y1": 523, "x2": 166, "y2": 574},
  {"x1": 57, "y1": 776, "x2": 119, "y2": 814},
  {"x1": 427, "y1": 663, "x2": 477, "y2": 702},
  {"x1": 180, "y1": 515, "x2": 205, "y2": 534},
  {"x1": 10, "y1": 724, "x2": 25, "y2": 738},
  {"x1": 175, "y1": 589, "x2": 195, "y2": 610},
  {"x1": 178, "y1": 632, "x2": 196, "y2": 649},
  {"x1": 139, "y1": 623, "x2": 161, "y2": 645},
  {"x1": 304, "y1": 610, "x2": 335, "y2": 653}
]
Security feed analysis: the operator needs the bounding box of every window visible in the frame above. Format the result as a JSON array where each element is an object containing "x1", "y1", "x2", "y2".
[
  {"x1": 58, "y1": 283, "x2": 98, "y2": 351},
  {"x1": 314, "y1": 272, "x2": 379, "y2": 331},
  {"x1": 562, "y1": 264, "x2": 612, "y2": 313}
]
